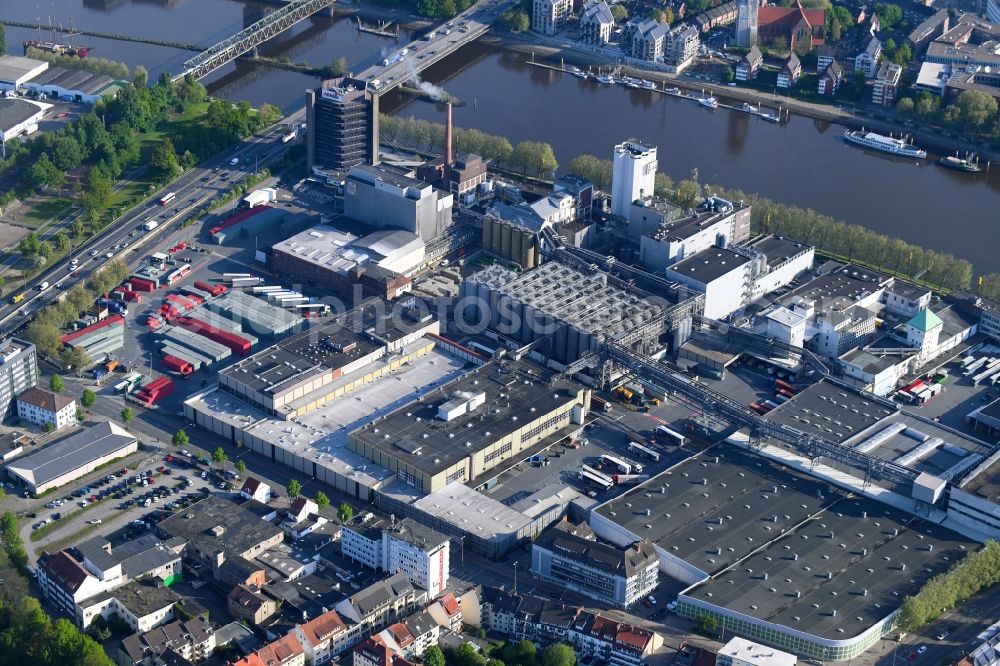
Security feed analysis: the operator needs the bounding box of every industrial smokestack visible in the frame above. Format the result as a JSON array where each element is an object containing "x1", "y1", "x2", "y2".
[{"x1": 445, "y1": 102, "x2": 453, "y2": 167}]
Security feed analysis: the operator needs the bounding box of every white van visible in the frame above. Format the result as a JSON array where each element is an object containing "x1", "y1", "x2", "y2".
[{"x1": 229, "y1": 157, "x2": 239, "y2": 166}]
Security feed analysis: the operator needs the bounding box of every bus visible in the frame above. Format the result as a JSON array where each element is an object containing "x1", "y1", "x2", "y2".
[
  {"x1": 600, "y1": 455, "x2": 632, "y2": 475},
  {"x1": 654, "y1": 425, "x2": 687, "y2": 447},
  {"x1": 628, "y1": 441, "x2": 661, "y2": 463},
  {"x1": 580, "y1": 468, "x2": 614, "y2": 492},
  {"x1": 159, "y1": 192, "x2": 177, "y2": 206}
]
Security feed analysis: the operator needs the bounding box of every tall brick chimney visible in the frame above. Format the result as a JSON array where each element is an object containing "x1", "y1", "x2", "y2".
[{"x1": 445, "y1": 102, "x2": 453, "y2": 167}]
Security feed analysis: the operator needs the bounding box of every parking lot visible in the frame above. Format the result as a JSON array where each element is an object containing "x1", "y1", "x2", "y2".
[
  {"x1": 897, "y1": 350, "x2": 1000, "y2": 444},
  {"x1": 16, "y1": 447, "x2": 235, "y2": 559}
]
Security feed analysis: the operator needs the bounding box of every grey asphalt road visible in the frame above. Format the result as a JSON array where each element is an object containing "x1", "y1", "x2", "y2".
[
  {"x1": 0, "y1": 107, "x2": 305, "y2": 336},
  {"x1": 872, "y1": 589, "x2": 1000, "y2": 666}
]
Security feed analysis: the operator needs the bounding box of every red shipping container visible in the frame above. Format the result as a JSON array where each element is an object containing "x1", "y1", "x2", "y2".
[
  {"x1": 130, "y1": 276, "x2": 157, "y2": 292},
  {"x1": 193, "y1": 281, "x2": 227, "y2": 297},
  {"x1": 124, "y1": 291, "x2": 142, "y2": 303},
  {"x1": 162, "y1": 354, "x2": 193, "y2": 375},
  {"x1": 181, "y1": 291, "x2": 205, "y2": 304},
  {"x1": 165, "y1": 294, "x2": 194, "y2": 311}
]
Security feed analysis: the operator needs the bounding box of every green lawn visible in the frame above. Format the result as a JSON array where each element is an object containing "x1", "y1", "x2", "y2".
[
  {"x1": 108, "y1": 102, "x2": 211, "y2": 209},
  {"x1": 19, "y1": 198, "x2": 76, "y2": 229}
]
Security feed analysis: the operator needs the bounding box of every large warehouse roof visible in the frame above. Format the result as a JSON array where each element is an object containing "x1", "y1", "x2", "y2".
[
  {"x1": 350, "y1": 359, "x2": 584, "y2": 477},
  {"x1": 6, "y1": 422, "x2": 136, "y2": 488},
  {"x1": 0, "y1": 55, "x2": 48, "y2": 86},
  {"x1": 595, "y1": 448, "x2": 840, "y2": 575},
  {"x1": 683, "y1": 496, "x2": 975, "y2": 640},
  {"x1": 0, "y1": 99, "x2": 45, "y2": 133}
]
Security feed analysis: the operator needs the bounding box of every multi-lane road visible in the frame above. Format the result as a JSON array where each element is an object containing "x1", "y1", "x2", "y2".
[
  {"x1": 359, "y1": 0, "x2": 515, "y2": 93},
  {"x1": 0, "y1": 108, "x2": 305, "y2": 338}
]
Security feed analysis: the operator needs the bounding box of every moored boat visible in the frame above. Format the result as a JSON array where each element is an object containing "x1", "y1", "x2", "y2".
[
  {"x1": 843, "y1": 129, "x2": 926, "y2": 158},
  {"x1": 936, "y1": 154, "x2": 981, "y2": 173},
  {"x1": 698, "y1": 96, "x2": 718, "y2": 109}
]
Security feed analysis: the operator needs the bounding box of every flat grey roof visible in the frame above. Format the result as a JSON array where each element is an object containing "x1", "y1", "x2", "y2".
[
  {"x1": 92, "y1": 579, "x2": 182, "y2": 617},
  {"x1": 750, "y1": 236, "x2": 812, "y2": 267},
  {"x1": 221, "y1": 299, "x2": 424, "y2": 395},
  {"x1": 596, "y1": 447, "x2": 841, "y2": 575},
  {"x1": 780, "y1": 269, "x2": 885, "y2": 311},
  {"x1": 6, "y1": 422, "x2": 136, "y2": 487},
  {"x1": 668, "y1": 248, "x2": 751, "y2": 284},
  {"x1": 0, "y1": 55, "x2": 47, "y2": 84},
  {"x1": 0, "y1": 99, "x2": 44, "y2": 132},
  {"x1": 684, "y1": 496, "x2": 977, "y2": 640},
  {"x1": 157, "y1": 496, "x2": 282, "y2": 561},
  {"x1": 764, "y1": 380, "x2": 897, "y2": 444},
  {"x1": 350, "y1": 359, "x2": 583, "y2": 476}
]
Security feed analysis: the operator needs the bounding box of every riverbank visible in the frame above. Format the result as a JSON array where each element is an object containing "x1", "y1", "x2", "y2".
[{"x1": 481, "y1": 31, "x2": 999, "y2": 164}]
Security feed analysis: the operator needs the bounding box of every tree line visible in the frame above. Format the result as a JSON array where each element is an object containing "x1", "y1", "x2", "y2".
[
  {"x1": 430, "y1": 638, "x2": 577, "y2": 666},
  {"x1": 898, "y1": 541, "x2": 1000, "y2": 631},
  {"x1": 380, "y1": 114, "x2": 558, "y2": 178},
  {"x1": 0, "y1": 595, "x2": 112, "y2": 666},
  {"x1": 897, "y1": 90, "x2": 1000, "y2": 141},
  {"x1": 566, "y1": 153, "x2": 976, "y2": 292},
  {"x1": 24, "y1": 46, "x2": 130, "y2": 80},
  {"x1": 23, "y1": 259, "x2": 130, "y2": 368}
]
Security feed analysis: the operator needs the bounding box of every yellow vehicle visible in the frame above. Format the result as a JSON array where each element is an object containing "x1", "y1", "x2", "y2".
[{"x1": 10, "y1": 293, "x2": 26, "y2": 304}]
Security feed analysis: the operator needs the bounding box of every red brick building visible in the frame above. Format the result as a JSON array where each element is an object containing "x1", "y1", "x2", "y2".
[{"x1": 758, "y1": 1, "x2": 826, "y2": 51}]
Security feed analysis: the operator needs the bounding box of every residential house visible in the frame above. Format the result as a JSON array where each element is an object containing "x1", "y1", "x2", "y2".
[
  {"x1": 818, "y1": 59, "x2": 842, "y2": 95},
  {"x1": 334, "y1": 573, "x2": 428, "y2": 636},
  {"x1": 232, "y1": 635, "x2": 306, "y2": 666},
  {"x1": 663, "y1": 24, "x2": 700, "y2": 72},
  {"x1": 632, "y1": 20, "x2": 671, "y2": 61},
  {"x1": 425, "y1": 593, "x2": 462, "y2": 632},
  {"x1": 240, "y1": 477, "x2": 272, "y2": 503},
  {"x1": 777, "y1": 52, "x2": 802, "y2": 87},
  {"x1": 292, "y1": 609, "x2": 351, "y2": 665},
  {"x1": 855, "y1": 36, "x2": 882, "y2": 77},
  {"x1": 872, "y1": 61, "x2": 902, "y2": 106},
  {"x1": 16, "y1": 386, "x2": 76, "y2": 430},
  {"x1": 36, "y1": 550, "x2": 107, "y2": 626},
  {"x1": 258, "y1": 634, "x2": 306, "y2": 666},
  {"x1": 736, "y1": 45, "x2": 764, "y2": 80},
  {"x1": 532, "y1": 0, "x2": 572, "y2": 35},
  {"x1": 228, "y1": 584, "x2": 278, "y2": 626},
  {"x1": 352, "y1": 637, "x2": 418, "y2": 666},
  {"x1": 118, "y1": 617, "x2": 216, "y2": 665},
  {"x1": 580, "y1": 0, "x2": 615, "y2": 46}
]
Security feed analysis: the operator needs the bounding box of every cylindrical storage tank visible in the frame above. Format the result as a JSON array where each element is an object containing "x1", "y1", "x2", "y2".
[
  {"x1": 490, "y1": 291, "x2": 503, "y2": 331},
  {"x1": 567, "y1": 327, "x2": 580, "y2": 363},
  {"x1": 500, "y1": 224, "x2": 513, "y2": 260},
  {"x1": 554, "y1": 323, "x2": 568, "y2": 362},
  {"x1": 511, "y1": 230, "x2": 523, "y2": 267},
  {"x1": 481, "y1": 217, "x2": 493, "y2": 253},
  {"x1": 491, "y1": 218, "x2": 503, "y2": 253},
  {"x1": 525, "y1": 243, "x2": 536, "y2": 268}
]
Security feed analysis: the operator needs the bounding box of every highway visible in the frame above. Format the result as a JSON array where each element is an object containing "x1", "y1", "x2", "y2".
[
  {"x1": 357, "y1": 0, "x2": 516, "y2": 94},
  {"x1": 0, "y1": 107, "x2": 305, "y2": 339}
]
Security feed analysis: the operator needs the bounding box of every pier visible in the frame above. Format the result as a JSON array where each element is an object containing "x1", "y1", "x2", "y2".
[
  {"x1": 356, "y1": 17, "x2": 399, "y2": 37},
  {"x1": 525, "y1": 60, "x2": 790, "y2": 123}
]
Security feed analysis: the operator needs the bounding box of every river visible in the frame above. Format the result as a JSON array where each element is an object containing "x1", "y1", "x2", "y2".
[{"x1": 3, "y1": 1, "x2": 999, "y2": 271}]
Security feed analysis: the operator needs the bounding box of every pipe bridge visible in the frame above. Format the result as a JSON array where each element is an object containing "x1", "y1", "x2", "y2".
[{"x1": 174, "y1": 0, "x2": 335, "y2": 82}]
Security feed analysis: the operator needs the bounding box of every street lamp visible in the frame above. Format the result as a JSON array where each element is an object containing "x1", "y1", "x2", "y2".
[{"x1": 513, "y1": 561, "x2": 518, "y2": 594}]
